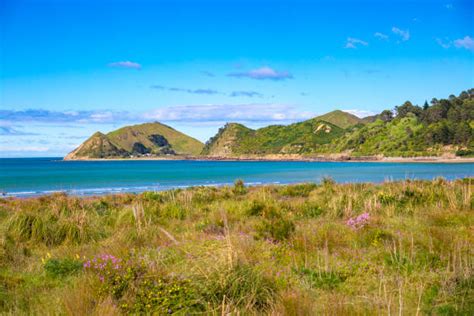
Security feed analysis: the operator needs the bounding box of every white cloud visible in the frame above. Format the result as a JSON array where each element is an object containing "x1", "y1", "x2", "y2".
[
  {"x1": 343, "y1": 109, "x2": 376, "y2": 118},
  {"x1": 374, "y1": 32, "x2": 388, "y2": 40},
  {"x1": 392, "y1": 27, "x2": 410, "y2": 41},
  {"x1": 108, "y1": 61, "x2": 142, "y2": 69},
  {"x1": 345, "y1": 37, "x2": 368, "y2": 49},
  {"x1": 453, "y1": 36, "x2": 474, "y2": 51},
  {"x1": 0, "y1": 145, "x2": 49, "y2": 152},
  {"x1": 143, "y1": 104, "x2": 314, "y2": 123}
]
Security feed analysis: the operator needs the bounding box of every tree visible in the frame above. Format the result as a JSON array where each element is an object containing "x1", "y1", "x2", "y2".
[
  {"x1": 453, "y1": 122, "x2": 472, "y2": 144},
  {"x1": 379, "y1": 110, "x2": 393, "y2": 122},
  {"x1": 423, "y1": 100, "x2": 429, "y2": 110},
  {"x1": 395, "y1": 101, "x2": 422, "y2": 118},
  {"x1": 422, "y1": 104, "x2": 445, "y2": 124}
]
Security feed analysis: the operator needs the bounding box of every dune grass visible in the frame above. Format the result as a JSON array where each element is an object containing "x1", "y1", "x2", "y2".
[{"x1": 0, "y1": 178, "x2": 472, "y2": 315}]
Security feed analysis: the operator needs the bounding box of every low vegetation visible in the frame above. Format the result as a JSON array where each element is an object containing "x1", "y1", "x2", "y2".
[{"x1": 0, "y1": 179, "x2": 472, "y2": 314}]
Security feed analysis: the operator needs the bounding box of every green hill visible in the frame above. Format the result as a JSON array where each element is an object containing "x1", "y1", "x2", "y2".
[
  {"x1": 313, "y1": 110, "x2": 362, "y2": 128},
  {"x1": 65, "y1": 122, "x2": 203, "y2": 159},
  {"x1": 318, "y1": 90, "x2": 474, "y2": 157},
  {"x1": 66, "y1": 89, "x2": 474, "y2": 160},
  {"x1": 202, "y1": 118, "x2": 345, "y2": 156}
]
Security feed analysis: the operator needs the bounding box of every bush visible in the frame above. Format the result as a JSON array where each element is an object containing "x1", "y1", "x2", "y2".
[
  {"x1": 123, "y1": 277, "x2": 201, "y2": 314},
  {"x1": 161, "y1": 203, "x2": 187, "y2": 220},
  {"x1": 84, "y1": 253, "x2": 202, "y2": 314},
  {"x1": 256, "y1": 217, "x2": 295, "y2": 241},
  {"x1": 298, "y1": 202, "x2": 324, "y2": 218},
  {"x1": 246, "y1": 200, "x2": 266, "y2": 217},
  {"x1": 141, "y1": 191, "x2": 163, "y2": 202},
  {"x1": 44, "y1": 258, "x2": 83, "y2": 278},
  {"x1": 233, "y1": 179, "x2": 248, "y2": 195},
  {"x1": 278, "y1": 183, "x2": 317, "y2": 197},
  {"x1": 455, "y1": 149, "x2": 474, "y2": 157},
  {"x1": 203, "y1": 263, "x2": 277, "y2": 311},
  {"x1": 377, "y1": 192, "x2": 396, "y2": 205}
]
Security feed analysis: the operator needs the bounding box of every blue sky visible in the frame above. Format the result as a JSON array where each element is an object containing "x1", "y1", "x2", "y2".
[{"x1": 1, "y1": 0, "x2": 473, "y2": 157}]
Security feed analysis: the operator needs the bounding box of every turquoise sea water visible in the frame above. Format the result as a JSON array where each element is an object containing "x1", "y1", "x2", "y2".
[{"x1": 1, "y1": 158, "x2": 473, "y2": 197}]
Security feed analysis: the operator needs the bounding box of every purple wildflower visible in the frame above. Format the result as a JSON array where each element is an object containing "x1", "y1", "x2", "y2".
[{"x1": 346, "y1": 212, "x2": 370, "y2": 230}]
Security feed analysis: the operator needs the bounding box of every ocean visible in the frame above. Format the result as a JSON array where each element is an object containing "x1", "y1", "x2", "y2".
[{"x1": 1, "y1": 158, "x2": 473, "y2": 197}]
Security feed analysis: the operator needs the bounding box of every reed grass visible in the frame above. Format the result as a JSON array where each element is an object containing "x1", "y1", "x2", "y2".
[{"x1": 0, "y1": 178, "x2": 472, "y2": 314}]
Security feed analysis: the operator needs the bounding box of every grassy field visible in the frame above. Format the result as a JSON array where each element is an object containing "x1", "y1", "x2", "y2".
[{"x1": 0, "y1": 179, "x2": 472, "y2": 315}]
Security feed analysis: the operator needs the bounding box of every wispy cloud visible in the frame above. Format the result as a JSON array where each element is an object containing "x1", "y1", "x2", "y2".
[
  {"x1": 228, "y1": 67, "x2": 293, "y2": 81},
  {"x1": 229, "y1": 91, "x2": 263, "y2": 98},
  {"x1": 0, "y1": 109, "x2": 133, "y2": 124},
  {"x1": 108, "y1": 61, "x2": 142, "y2": 69},
  {"x1": 445, "y1": 3, "x2": 453, "y2": 9},
  {"x1": 0, "y1": 125, "x2": 37, "y2": 136},
  {"x1": 151, "y1": 85, "x2": 264, "y2": 98},
  {"x1": 200, "y1": 71, "x2": 215, "y2": 77},
  {"x1": 151, "y1": 85, "x2": 221, "y2": 95},
  {"x1": 143, "y1": 104, "x2": 314, "y2": 123},
  {"x1": 436, "y1": 38, "x2": 451, "y2": 49},
  {"x1": 344, "y1": 37, "x2": 368, "y2": 49},
  {"x1": 454, "y1": 36, "x2": 474, "y2": 51},
  {"x1": 374, "y1": 32, "x2": 388, "y2": 40},
  {"x1": 2, "y1": 104, "x2": 313, "y2": 126},
  {"x1": 392, "y1": 27, "x2": 410, "y2": 41}
]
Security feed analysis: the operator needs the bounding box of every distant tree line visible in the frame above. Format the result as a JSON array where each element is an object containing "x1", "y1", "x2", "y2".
[{"x1": 389, "y1": 89, "x2": 474, "y2": 147}]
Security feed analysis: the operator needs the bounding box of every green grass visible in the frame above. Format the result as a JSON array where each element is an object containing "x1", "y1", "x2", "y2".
[{"x1": 0, "y1": 179, "x2": 473, "y2": 314}]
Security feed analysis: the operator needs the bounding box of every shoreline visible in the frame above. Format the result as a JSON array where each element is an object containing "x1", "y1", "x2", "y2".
[
  {"x1": 3, "y1": 177, "x2": 473, "y2": 199},
  {"x1": 63, "y1": 155, "x2": 474, "y2": 163}
]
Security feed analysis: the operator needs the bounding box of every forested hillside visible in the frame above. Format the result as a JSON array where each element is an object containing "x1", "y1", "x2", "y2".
[{"x1": 319, "y1": 89, "x2": 474, "y2": 157}]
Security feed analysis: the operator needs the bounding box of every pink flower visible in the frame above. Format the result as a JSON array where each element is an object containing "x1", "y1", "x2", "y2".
[{"x1": 346, "y1": 212, "x2": 370, "y2": 230}]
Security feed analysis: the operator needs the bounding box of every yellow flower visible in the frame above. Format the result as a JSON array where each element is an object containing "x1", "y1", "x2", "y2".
[
  {"x1": 41, "y1": 258, "x2": 45, "y2": 264},
  {"x1": 75, "y1": 254, "x2": 80, "y2": 259},
  {"x1": 46, "y1": 252, "x2": 51, "y2": 258}
]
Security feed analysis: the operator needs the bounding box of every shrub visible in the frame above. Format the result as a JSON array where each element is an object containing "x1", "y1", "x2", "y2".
[
  {"x1": 299, "y1": 202, "x2": 324, "y2": 218},
  {"x1": 203, "y1": 263, "x2": 277, "y2": 311},
  {"x1": 233, "y1": 179, "x2": 248, "y2": 195},
  {"x1": 321, "y1": 177, "x2": 336, "y2": 186},
  {"x1": 246, "y1": 200, "x2": 266, "y2": 217},
  {"x1": 377, "y1": 192, "x2": 396, "y2": 205},
  {"x1": 141, "y1": 191, "x2": 163, "y2": 202},
  {"x1": 256, "y1": 217, "x2": 295, "y2": 241},
  {"x1": 161, "y1": 203, "x2": 187, "y2": 220},
  {"x1": 124, "y1": 277, "x2": 201, "y2": 314},
  {"x1": 278, "y1": 183, "x2": 317, "y2": 197},
  {"x1": 84, "y1": 253, "x2": 202, "y2": 313},
  {"x1": 455, "y1": 149, "x2": 474, "y2": 157},
  {"x1": 44, "y1": 258, "x2": 83, "y2": 278}
]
